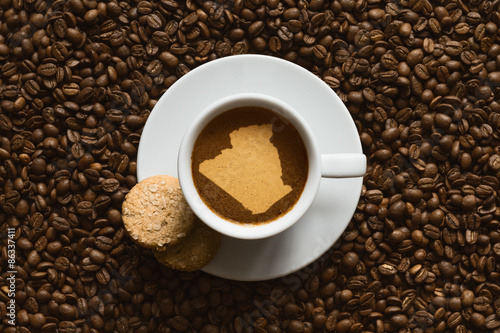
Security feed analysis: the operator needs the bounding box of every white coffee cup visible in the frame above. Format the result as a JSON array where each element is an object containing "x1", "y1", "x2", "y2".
[{"x1": 178, "y1": 93, "x2": 366, "y2": 240}]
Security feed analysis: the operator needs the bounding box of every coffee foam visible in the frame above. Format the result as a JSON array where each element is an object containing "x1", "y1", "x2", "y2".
[{"x1": 199, "y1": 124, "x2": 292, "y2": 214}]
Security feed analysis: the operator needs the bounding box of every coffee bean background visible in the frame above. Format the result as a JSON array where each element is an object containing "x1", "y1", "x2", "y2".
[{"x1": 1, "y1": 0, "x2": 500, "y2": 332}]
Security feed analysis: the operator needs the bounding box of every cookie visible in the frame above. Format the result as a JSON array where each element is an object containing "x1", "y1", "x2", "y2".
[
  {"x1": 153, "y1": 220, "x2": 221, "y2": 272},
  {"x1": 122, "y1": 175, "x2": 195, "y2": 249}
]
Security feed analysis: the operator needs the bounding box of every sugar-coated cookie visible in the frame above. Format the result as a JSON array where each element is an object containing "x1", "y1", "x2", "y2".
[
  {"x1": 153, "y1": 220, "x2": 221, "y2": 272},
  {"x1": 122, "y1": 175, "x2": 195, "y2": 249}
]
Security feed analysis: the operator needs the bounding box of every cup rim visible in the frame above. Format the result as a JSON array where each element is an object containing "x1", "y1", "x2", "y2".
[{"x1": 178, "y1": 92, "x2": 321, "y2": 240}]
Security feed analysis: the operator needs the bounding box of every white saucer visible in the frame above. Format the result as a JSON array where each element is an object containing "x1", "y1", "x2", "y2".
[{"x1": 137, "y1": 55, "x2": 363, "y2": 281}]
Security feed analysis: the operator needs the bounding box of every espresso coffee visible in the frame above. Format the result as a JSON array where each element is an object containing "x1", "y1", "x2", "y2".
[{"x1": 192, "y1": 106, "x2": 308, "y2": 223}]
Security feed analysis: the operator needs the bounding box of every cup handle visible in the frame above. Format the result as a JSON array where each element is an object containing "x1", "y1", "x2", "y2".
[{"x1": 321, "y1": 153, "x2": 367, "y2": 178}]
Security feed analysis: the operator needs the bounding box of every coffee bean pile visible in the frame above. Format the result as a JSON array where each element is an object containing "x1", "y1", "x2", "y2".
[{"x1": 1, "y1": 0, "x2": 500, "y2": 331}]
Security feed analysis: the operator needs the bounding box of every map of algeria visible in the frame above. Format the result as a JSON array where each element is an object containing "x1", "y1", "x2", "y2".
[{"x1": 199, "y1": 124, "x2": 292, "y2": 214}]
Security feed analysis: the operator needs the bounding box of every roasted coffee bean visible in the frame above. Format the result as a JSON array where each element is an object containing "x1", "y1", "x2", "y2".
[
  {"x1": 485, "y1": 315, "x2": 500, "y2": 329},
  {"x1": 95, "y1": 236, "x2": 113, "y2": 251},
  {"x1": 27, "y1": 250, "x2": 42, "y2": 267},
  {"x1": 76, "y1": 201, "x2": 93, "y2": 215},
  {"x1": 378, "y1": 263, "x2": 397, "y2": 276},
  {"x1": 54, "y1": 257, "x2": 70, "y2": 272},
  {"x1": 52, "y1": 217, "x2": 71, "y2": 232},
  {"x1": 89, "y1": 249, "x2": 106, "y2": 264},
  {"x1": 101, "y1": 178, "x2": 120, "y2": 192},
  {"x1": 30, "y1": 313, "x2": 46, "y2": 329}
]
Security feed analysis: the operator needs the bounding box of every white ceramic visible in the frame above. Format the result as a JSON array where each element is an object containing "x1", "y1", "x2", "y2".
[
  {"x1": 177, "y1": 93, "x2": 366, "y2": 240},
  {"x1": 137, "y1": 54, "x2": 365, "y2": 281}
]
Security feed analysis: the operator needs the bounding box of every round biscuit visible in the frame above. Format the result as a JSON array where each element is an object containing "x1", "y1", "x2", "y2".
[
  {"x1": 122, "y1": 175, "x2": 195, "y2": 249},
  {"x1": 153, "y1": 220, "x2": 221, "y2": 272}
]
